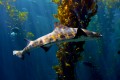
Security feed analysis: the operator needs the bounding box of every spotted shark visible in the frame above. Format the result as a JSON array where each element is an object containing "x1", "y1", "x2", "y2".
[{"x1": 13, "y1": 22, "x2": 102, "y2": 59}]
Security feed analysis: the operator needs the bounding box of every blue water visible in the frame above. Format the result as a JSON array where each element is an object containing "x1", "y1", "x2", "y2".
[{"x1": 0, "y1": 0, "x2": 120, "y2": 80}]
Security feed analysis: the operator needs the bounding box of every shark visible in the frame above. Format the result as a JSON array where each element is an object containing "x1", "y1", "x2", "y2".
[{"x1": 13, "y1": 22, "x2": 102, "y2": 59}]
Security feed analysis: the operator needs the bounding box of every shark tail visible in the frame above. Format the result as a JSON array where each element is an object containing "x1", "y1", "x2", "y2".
[{"x1": 13, "y1": 50, "x2": 24, "y2": 60}]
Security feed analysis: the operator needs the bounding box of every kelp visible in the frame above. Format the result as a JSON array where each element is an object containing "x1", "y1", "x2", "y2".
[
  {"x1": 3, "y1": 0, "x2": 28, "y2": 25},
  {"x1": 0, "y1": 0, "x2": 28, "y2": 28},
  {"x1": 1, "y1": 0, "x2": 30, "y2": 38},
  {"x1": 0, "y1": 0, "x2": 3, "y2": 5},
  {"x1": 18, "y1": 11, "x2": 28, "y2": 22},
  {"x1": 52, "y1": 0, "x2": 98, "y2": 80},
  {"x1": 53, "y1": 0, "x2": 97, "y2": 28},
  {"x1": 26, "y1": 32, "x2": 35, "y2": 39}
]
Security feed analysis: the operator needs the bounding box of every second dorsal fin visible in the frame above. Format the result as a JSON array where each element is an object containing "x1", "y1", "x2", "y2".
[{"x1": 24, "y1": 38, "x2": 31, "y2": 45}]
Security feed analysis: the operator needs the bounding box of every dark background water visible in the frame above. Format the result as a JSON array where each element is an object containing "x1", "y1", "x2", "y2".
[{"x1": 0, "y1": 0, "x2": 120, "y2": 80}]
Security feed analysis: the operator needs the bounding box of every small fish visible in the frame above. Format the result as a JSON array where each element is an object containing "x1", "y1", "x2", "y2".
[{"x1": 13, "y1": 22, "x2": 102, "y2": 59}]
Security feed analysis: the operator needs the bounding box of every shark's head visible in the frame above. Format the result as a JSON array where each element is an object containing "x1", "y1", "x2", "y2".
[
  {"x1": 77, "y1": 29, "x2": 102, "y2": 41},
  {"x1": 81, "y1": 29, "x2": 102, "y2": 38},
  {"x1": 90, "y1": 32, "x2": 102, "y2": 38}
]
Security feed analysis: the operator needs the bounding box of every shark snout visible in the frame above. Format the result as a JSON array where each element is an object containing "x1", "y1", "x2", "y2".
[
  {"x1": 92, "y1": 32, "x2": 102, "y2": 37},
  {"x1": 99, "y1": 34, "x2": 102, "y2": 37}
]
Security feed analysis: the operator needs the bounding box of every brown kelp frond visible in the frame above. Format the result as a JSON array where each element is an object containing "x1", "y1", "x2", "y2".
[
  {"x1": 52, "y1": 0, "x2": 98, "y2": 80},
  {"x1": 53, "y1": 0, "x2": 98, "y2": 28}
]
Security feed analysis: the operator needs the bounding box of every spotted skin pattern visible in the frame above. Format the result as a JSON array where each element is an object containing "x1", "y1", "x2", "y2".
[
  {"x1": 13, "y1": 23, "x2": 102, "y2": 59},
  {"x1": 23, "y1": 26, "x2": 78, "y2": 53}
]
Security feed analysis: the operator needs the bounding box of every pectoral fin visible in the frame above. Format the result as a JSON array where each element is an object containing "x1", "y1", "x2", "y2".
[{"x1": 41, "y1": 46, "x2": 51, "y2": 52}]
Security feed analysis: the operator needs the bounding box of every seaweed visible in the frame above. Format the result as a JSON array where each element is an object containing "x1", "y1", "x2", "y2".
[{"x1": 52, "y1": 0, "x2": 98, "y2": 80}]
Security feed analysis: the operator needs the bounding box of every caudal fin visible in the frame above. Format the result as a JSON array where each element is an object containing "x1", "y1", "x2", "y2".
[{"x1": 13, "y1": 50, "x2": 24, "y2": 60}]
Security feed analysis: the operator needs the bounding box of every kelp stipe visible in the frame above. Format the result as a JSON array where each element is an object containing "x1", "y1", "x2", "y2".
[{"x1": 52, "y1": 0, "x2": 98, "y2": 80}]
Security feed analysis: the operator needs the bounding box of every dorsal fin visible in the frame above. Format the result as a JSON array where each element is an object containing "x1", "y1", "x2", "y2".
[{"x1": 74, "y1": 28, "x2": 87, "y2": 38}]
